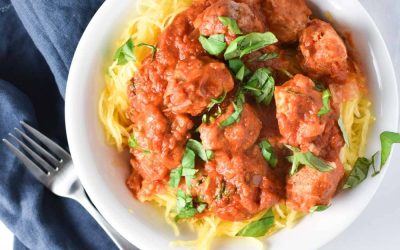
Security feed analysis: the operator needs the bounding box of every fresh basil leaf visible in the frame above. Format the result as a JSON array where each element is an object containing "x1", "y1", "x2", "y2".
[
  {"x1": 128, "y1": 135, "x2": 138, "y2": 148},
  {"x1": 309, "y1": 204, "x2": 330, "y2": 213},
  {"x1": 218, "y1": 16, "x2": 242, "y2": 35},
  {"x1": 220, "y1": 92, "x2": 245, "y2": 128},
  {"x1": 169, "y1": 167, "x2": 182, "y2": 188},
  {"x1": 236, "y1": 209, "x2": 274, "y2": 237},
  {"x1": 207, "y1": 92, "x2": 227, "y2": 111},
  {"x1": 249, "y1": 52, "x2": 279, "y2": 62},
  {"x1": 137, "y1": 42, "x2": 157, "y2": 58},
  {"x1": 224, "y1": 32, "x2": 278, "y2": 60},
  {"x1": 380, "y1": 131, "x2": 400, "y2": 167},
  {"x1": 197, "y1": 203, "x2": 207, "y2": 213},
  {"x1": 228, "y1": 59, "x2": 244, "y2": 74},
  {"x1": 343, "y1": 157, "x2": 372, "y2": 189},
  {"x1": 243, "y1": 68, "x2": 275, "y2": 104},
  {"x1": 187, "y1": 139, "x2": 213, "y2": 162},
  {"x1": 370, "y1": 152, "x2": 380, "y2": 177},
  {"x1": 338, "y1": 117, "x2": 350, "y2": 146},
  {"x1": 181, "y1": 148, "x2": 196, "y2": 187},
  {"x1": 286, "y1": 145, "x2": 334, "y2": 175},
  {"x1": 175, "y1": 190, "x2": 206, "y2": 221},
  {"x1": 318, "y1": 89, "x2": 331, "y2": 116},
  {"x1": 236, "y1": 65, "x2": 251, "y2": 81},
  {"x1": 114, "y1": 38, "x2": 136, "y2": 65},
  {"x1": 259, "y1": 139, "x2": 278, "y2": 168},
  {"x1": 206, "y1": 150, "x2": 214, "y2": 160},
  {"x1": 199, "y1": 34, "x2": 227, "y2": 56}
]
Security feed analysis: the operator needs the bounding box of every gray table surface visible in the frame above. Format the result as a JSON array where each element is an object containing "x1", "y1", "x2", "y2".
[{"x1": 323, "y1": 1, "x2": 400, "y2": 250}]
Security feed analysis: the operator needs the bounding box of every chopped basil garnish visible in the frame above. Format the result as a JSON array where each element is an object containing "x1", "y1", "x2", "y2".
[
  {"x1": 249, "y1": 52, "x2": 279, "y2": 62},
  {"x1": 218, "y1": 16, "x2": 242, "y2": 35},
  {"x1": 236, "y1": 208, "x2": 274, "y2": 237},
  {"x1": 259, "y1": 139, "x2": 278, "y2": 168},
  {"x1": 379, "y1": 131, "x2": 400, "y2": 168},
  {"x1": 199, "y1": 34, "x2": 227, "y2": 56},
  {"x1": 168, "y1": 167, "x2": 183, "y2": 188},
  {"x1": 318, "y1": 89, "x2": 331, "y2": 116},
  {"x1": 175, "y1": 190, "x2": 207, "y2": 221},
  {"x1": 187, "y1": 139, "x2": 214, "y2": 162},
  {"x1": 338, "y1": 117, "x2": 350, "y2": 146},
  {"x1": 207, "y1": 92, "x2": 227, "y2": 111},
  {"x1": 114, "y1": 38, "x2": 136, "y2": 65},
  {"x1": 137, "y1": 43, "x2": 157, "y2": 58},
  {"x1": 169, "y1": 140, "x2": 213, "y2": 188},
  {"x1": 224, "y1": 32, "x2": 278, "y2": 60},
  {"x1": 228, "y1": 59, "x2": 251, "y2": 80},
  {"x1": 243, "y1": 68, "x2": 275, "y2": 105},
  {"x1": 220, "y1": 92, "x2": 245, "y2": 128},
  {"x1": 309, "y1": 204, "x2": 330, "y2": 213},
  {"x1": 286, "y1": 145, "x2": 334, "y2": 175},
  {"x1": 128, "y1": 135, "x2": 138, "y2": 148},
  {"x1": 343, "y1": 157, "x2": 373, "y2": 189}
]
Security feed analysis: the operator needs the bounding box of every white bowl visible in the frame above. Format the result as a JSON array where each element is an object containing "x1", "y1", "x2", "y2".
[{"x1": 65, "y1": 0, "x2": 399, "y2": 249}]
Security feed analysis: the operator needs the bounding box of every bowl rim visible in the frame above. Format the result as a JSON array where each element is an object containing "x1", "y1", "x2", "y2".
[{"x1": 65, "y1": 0, "x2": 399, "y2": 249}]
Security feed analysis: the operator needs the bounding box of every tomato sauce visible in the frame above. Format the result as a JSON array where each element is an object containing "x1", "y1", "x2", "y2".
[{"x1": 127, "y1": 0, "x2": 361, "y2": 219}]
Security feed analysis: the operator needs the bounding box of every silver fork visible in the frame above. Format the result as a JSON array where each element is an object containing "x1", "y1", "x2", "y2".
[{"x1": 2, "y1": 121, "x2": 135, "y2": 250}]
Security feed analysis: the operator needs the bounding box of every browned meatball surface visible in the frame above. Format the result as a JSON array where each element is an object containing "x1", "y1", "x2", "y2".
[
  {"x1": 263, "y1": 0, "x2": 311, "y2": 43},
  {"x1": 299, "y1": 19, "x2": 348, "y2": 81},
  {"x1": 194, "y1": 0, "x2": 265, "y2": 43}
]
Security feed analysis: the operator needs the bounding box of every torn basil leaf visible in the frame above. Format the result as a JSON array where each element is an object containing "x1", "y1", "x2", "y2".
[
  {"x1": 286, "y1": 145, "x2": 334, "y2": 175},
  {"x1": 227, "y1": 59, "x2": 251, "y2": 81},
  {"x1": 168, "y1": 167, "x2": 182, "y2": 188},
  {"x1": 343, "y1": 157, "x2": 372, "y2": 189},
  {"x1": 220, "y1": 92, "x2": 245, "y2": 128},
  {"x1": 249, "y1": 52, "x2": 279, "y2": 62},
  {"x1": 259, "y1": 139, "x2": 278, "y2": 168},
  {"x1": 114, "y1": 38, "x2": 136, "y2": 65},
  {"x1": 338, "y1": 117, "x2": 350, "y2": 146},
  {"x1": 175, "y1": 190, "x2": 207, "y2": 221},
  {"x1": 218, "y1": 16, "x2": 242, "y2": 35},
  {"x1": 224, "y1": 32, "x2": 278, "y2": 60},
  {"x1": 318, "y1": 89, "x2": 331, "y2": 116},
  {"x1": 207, "y1": 92, "x2": 227, "y2": 111},
  {"x1": 199, "y1": 34, "x2": 227, "y2": 56},
  {"x1": 236, "y1": 209, "x2": 274, "y2": 237},
  {"x1": 380, "y1": 131, "x2": 400, "y2": 168},
  {"x1": 309, "y1": 204, "x2": 330, "y2": 213},
  {"x1": 137, "y1": 42, "x2": 157, "y2": 58},
  {"x1": 128, "y1": 135, "x2": 138, "y2": 148},
  {"x1": 187, "y1": 139, "x2": 213, "y2": 162},
  {"x1": 243, "y1": 68, "x2": 275, "y2": 105}
]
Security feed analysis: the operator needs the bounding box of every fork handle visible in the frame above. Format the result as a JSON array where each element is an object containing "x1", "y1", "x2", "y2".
[{"x1": 78, "y1": 195, "x2": 136, "y2": 250}]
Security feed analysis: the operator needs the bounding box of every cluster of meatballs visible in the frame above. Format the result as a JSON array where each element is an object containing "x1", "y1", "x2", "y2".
[{"x1": 127, "y1": 0, "x2": 353, "y2": 220}]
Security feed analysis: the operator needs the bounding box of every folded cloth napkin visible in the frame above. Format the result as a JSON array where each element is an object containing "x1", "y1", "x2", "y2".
[{"x1": 0, "y1": 0, "x2": 119, "y2": 249}]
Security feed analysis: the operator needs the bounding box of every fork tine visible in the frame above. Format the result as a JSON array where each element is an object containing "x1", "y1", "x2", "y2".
[
  {"x1": 14, "y1": 128, "x2": 61, "y2": 169},
  {"x1": 20, "y1": 121, "x2": 71, "y2": 161},
  {"x1": 2, "y1": 139, "x2": 49, "y2": 184},
  {"x1": 8, "y1": 133, "x2": 56, "y2": 173}
]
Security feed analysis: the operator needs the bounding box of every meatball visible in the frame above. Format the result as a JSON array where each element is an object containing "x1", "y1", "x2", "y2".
[
  {"x1": 198, "y1": 146, "x2": 280, "y2": 221},
  {"x1": 199, "y1": 103, "x2": 262, "y2": 152},
  {"x1": 275, "y1": 74, "x2": 328, "y2": 150},
  {"x1": 194, "y1": 0, "x2": 265, "y2": 43},
  {"x1": 286, "y1": 160, "x2": 345, "y2": 212},
  {"x1": 263, "y1": 0, "x2": 311, "y2": 43},
  {"x1": 129, "y1": 105, "x2": 193, "y2": 181},
  {"x1": 163, "y1": 56, "x2": 234, "y2": 116},
  {"x1": 299, "y1": 19, "x2": 348, "y2": 81}
]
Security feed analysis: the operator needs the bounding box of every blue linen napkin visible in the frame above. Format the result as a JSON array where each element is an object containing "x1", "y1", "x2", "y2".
[{"x1": 0, "y1": 0, "x2": 119, "y2": 249}]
